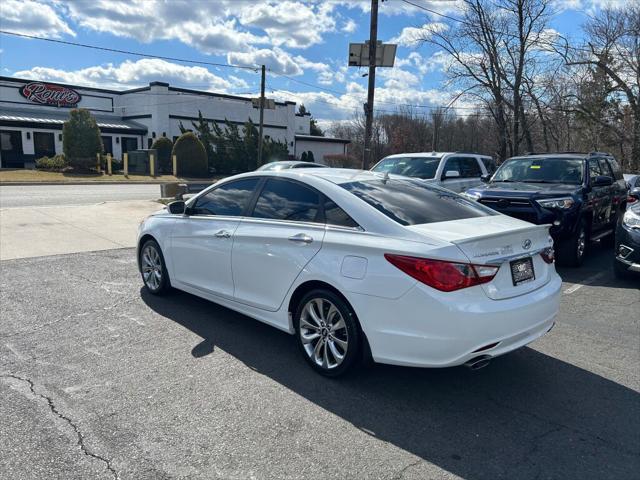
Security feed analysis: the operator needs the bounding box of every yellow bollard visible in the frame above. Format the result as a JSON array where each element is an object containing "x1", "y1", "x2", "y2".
[
  {"x1": 172, "y1": 154, "x2": 177, "y2": 177},
  {"x1": 123, "y1": 153, "x2": 129, "y2": 177},
  {"x1": 96, "y1": 153, "x2": 101, "y2": 173},
  {"x1": 149, "y1": 153, "x2": 155, "y2": 178},
  {"x1": 107, "y1": 154, "x2": 112, "y2": 175}
]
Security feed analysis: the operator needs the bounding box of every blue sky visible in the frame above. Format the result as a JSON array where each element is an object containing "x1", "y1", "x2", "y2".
[{"x1": 0, "y1": 0, "x2": 619, "y2": 127}]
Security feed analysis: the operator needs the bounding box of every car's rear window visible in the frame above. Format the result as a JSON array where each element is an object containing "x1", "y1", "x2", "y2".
[{"x1": 340, "y1": 179, "x2": 497, "y2": 226}]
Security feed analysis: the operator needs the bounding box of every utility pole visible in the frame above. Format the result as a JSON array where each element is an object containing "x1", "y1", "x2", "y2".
[
  {"x1": 362, "y1": 0, "x2": 379, "y2": 170},
  {"x1": 258, "y1": 64, "x2": 266, "y2": 167}
]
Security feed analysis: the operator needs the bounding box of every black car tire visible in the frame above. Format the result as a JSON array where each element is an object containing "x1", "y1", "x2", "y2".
[
  {"x1": 139, "y1": 239, "x2": 171, "y2": 295},
  {"x1": 558, "y1": 219, "x2": 588, "y2": 267},
  {"x1": 293, "y1": 289, "x2": 362, "y2": 377}
]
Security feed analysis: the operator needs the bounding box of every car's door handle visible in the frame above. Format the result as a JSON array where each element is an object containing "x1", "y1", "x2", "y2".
[
  {"x1": 214, "y1": 230, "x2": 232, "y2": 238},
  {"x1": 288, "y1": 233, "x2": 313, "y2": 244}
]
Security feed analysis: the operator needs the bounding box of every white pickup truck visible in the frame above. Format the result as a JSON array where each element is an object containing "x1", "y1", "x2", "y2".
[{"x1": 371, "y1": 151, "x2": 496, "y2": 193}]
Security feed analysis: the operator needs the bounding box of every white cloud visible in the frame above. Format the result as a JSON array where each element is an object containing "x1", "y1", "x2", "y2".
[
  {"x1": 341, "y1": 19, "x2": 357, "y2": 33},
  {"x1": 390, "y1": 22, "x2": 448, "y2": 47},
  {"x1": 13, "y1": 58, "x2": 248, "y2": 92},
  {"x1": 238, "y1": 1, "x2": 336, "y2": 48},
  {"x1": 228, "y1": 48, "x2": 303, "y2": 75},
  {"x1": 1, "y1": 0, "x2": 74, "y2": 38},
  {"x1": 377, "y1": 67, "x2": 420, "y2": 90}
]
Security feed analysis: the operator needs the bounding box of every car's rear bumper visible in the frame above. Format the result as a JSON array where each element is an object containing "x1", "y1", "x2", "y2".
[{"x1": 349, "y1": 273, "x2": 562, "y2": 368}]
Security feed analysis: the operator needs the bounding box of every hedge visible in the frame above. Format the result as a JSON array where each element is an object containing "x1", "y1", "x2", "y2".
[{"x1": 172, "y1": 132, "x2": 208, "y2": 177}]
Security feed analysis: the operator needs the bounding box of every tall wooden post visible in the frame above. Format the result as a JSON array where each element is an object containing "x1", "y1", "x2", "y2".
[
  {"x1": 149, "y1": 153, "x2": 155, "y2": 178},
  {"x1": 123, "y1": 153, "x2": 129, "y2": 177},
  {"x1": 96, "y1": 153, "x2": 102, "y2": 173},
  {"x1": 172, "y1": 154, "x2": 177, "y2": 177},
  {"x1": 107, "y1": 153, "x2": 112, "y2": 175}
]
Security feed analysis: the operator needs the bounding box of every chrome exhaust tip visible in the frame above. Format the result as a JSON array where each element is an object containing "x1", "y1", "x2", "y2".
[{"x1": 464, "y1": 355, "x2": 491, "y2": 370}]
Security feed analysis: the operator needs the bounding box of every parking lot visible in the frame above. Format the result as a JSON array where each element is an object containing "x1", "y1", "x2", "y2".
[{"x1": 0, "y1": 239, "x2": 638, "y2": 480}]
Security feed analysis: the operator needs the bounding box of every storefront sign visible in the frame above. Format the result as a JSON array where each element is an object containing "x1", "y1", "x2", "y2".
[{"x1": 19, "y1": 82, "x2": 81, "y2": 108}]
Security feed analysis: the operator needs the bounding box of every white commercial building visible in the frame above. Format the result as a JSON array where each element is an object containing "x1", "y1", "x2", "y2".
[{"x1": 0, "y1": 76, "x2": 348, "y2": 168}]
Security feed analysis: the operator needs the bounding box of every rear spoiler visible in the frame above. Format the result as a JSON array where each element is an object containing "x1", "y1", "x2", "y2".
[{"x1": 448, "y1": 223, "x2": 552, "y2": 246}]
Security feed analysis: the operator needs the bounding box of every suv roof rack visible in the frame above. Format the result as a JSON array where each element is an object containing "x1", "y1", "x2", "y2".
[{"x1": 589, "y1": 151, "x2": 613, "y2": 157}]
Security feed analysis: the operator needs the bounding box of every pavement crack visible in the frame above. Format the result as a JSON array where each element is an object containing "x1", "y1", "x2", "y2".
[
  {"x1": 391, "y1": 459, "x2": 422, "y2": 480},
  {"x1": 1, "y1": 373, "x2": 120, "y2": 480}
]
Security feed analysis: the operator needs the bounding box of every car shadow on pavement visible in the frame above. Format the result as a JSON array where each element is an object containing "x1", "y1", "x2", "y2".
[
  {"x1": 556, "y1": 241, "x2": 639, "y2": 289},
  {"x1": 141, "y1": 288, "x2": 640, "y2": 480}
]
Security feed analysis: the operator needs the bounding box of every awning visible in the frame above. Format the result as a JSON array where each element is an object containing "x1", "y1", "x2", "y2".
[{"x1": 0, "y1": 108, "x2": 147, "y2": 135}]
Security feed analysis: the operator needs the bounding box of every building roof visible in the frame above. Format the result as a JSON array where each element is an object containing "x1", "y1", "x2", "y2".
[
  {"x1": 0, "y1": 107, "x2": 147, "y2": 134},
  {"x1": 295, "y1": 134, "x2": 350, "y2": 144}
]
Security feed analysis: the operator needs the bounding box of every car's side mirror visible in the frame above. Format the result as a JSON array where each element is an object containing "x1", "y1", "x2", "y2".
[
  {"x1": 481, "y1": 174, "x2": 491, "y2": 183},
  {"x1": 630, "y1": 187, "x2": 640, "y2": 201},
  {"x1": 593, "y1": 175, "x2": 613, "y2": 187},
  {"x1": 444, "y1": 170, "x2": 461, "y2": 179},
  {"x1": 168, "y1": 200, "x2": 186, "y2": 214}
]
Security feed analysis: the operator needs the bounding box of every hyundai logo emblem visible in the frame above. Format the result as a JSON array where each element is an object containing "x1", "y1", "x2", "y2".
[{"x1": 522, "y1": 239, "x2": 532, "y2": 250}]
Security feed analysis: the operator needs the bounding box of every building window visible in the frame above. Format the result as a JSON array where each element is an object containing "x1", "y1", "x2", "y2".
[
  {"x1": 121, "y1": 137, "x2": 138, "y2": 154},
  {"x1": 101, "y1": 136, "x2": 113, "y2": 156},
  {"x1": 33, "y1": 132, "x2": 56, "y2": 159}
]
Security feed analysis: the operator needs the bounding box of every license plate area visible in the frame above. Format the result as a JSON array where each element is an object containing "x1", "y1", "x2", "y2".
[{"x1": 510, "y1": 257, "x2": 535, "y2": 286}]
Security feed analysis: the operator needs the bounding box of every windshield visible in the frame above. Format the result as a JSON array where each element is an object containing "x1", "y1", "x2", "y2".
[
  {"x1": 340, "y1": 178, "x2": 497, "y2": 226},
  {"x1": 371, "y1": 157, "x2": 440, "y2": 180},
  {"x1": 492, "y1": 157, "x2": 584, "y2": 184}
]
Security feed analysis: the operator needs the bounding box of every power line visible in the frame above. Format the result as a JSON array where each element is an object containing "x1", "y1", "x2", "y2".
[
  {"x1": 398, "y1": 0, "x2": 590, "y2": 54},
  {"x1": 0, "y1": 30, "x2": 260, "y2": 72}
]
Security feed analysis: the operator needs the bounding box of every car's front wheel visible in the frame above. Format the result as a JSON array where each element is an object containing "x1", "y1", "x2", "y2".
[
  {"x1": 294, "y1": 289, "x2": 361, "y2": 377},
  {"x1": 140, "y1": 239, "x2": 171, "y2": 295},
  {"x1": 558, "y1": 220, "x2": 588, "y2": 267}
]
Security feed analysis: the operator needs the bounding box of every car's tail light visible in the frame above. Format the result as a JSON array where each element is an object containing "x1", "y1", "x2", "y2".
[
  {"x1": 384, "y1": 254, "x2": 499, "y2": 292},
  {"x1": 540, "y1": 247, "x2": 555, "y2": 264}
]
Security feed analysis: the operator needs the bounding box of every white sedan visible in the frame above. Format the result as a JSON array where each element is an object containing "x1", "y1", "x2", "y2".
[{"x1": 137, "y1": 169, "x2": 561, "y2": 376}]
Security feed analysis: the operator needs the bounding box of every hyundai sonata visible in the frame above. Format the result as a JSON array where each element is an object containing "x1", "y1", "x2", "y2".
[{"x1": 138, "y1": 169, "x2": 561, "y2": 376}]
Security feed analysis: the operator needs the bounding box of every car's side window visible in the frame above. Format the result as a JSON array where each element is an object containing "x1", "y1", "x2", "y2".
[
  {"x1": 481, "y1": 157, "x2": 497, "y2": 174},
  {"x1": 447, "y1": 157, "x2": 482, "y2": 178},
  {"x1": 251, "y1": 178, "x2": 321, "y2": 222},
  {"x1": 192, "y1": 178, "x2": 260, "y2": 216},
  {"x1": 442, "y1": 157, "x2": 461, "y2": 179},
  {"x1": 323, "y1": 198, "x2": 359, "y2": 228},
  {"x1": 605, "y1": 158, "x2": 623, "y2": 180},
  {"x1": 598, "y1": 158, "x2": 614, "y2": 178},
  {"x1": 588, "y1": 159, "x2": 602, "y2": 182}
]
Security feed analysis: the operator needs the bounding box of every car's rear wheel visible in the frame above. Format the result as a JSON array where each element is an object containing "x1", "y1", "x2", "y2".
[
  {"x1": 140, "y1": 239, "x2": 170, "y2": 295},
  {"x1": 294, "y1": 289, "x2": 361, "y2": 377},
  {"x1": 558, "y1": 220, "x2": 588, "y2": 267}
]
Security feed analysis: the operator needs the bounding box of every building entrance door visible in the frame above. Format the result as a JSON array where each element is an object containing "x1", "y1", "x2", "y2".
[{"x1": 0, "y1": 130, "x2": 24, "y2": 168}]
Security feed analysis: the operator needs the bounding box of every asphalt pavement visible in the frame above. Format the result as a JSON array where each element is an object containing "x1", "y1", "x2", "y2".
[
  {"x1": 0, "y1": 184, "x2": 160, "y2": 208},
  {"x1": 0, "y1": 241, "x2": 638, "y2": 480}
]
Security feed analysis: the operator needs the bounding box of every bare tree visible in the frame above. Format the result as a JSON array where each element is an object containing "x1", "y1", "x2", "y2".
[{"x1": 566, "y1": 6, "x2": 640, "y2": 170}]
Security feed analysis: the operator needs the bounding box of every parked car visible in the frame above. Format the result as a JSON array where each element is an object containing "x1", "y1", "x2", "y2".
[
  {"x1": 257, "y1": 160, "x2": 328, "y2": 171},
  {"x1": 370, "y1": 152, "x2": 495, "y2": 193},
  {"x1": 613, "y1": 201, "x2": 640, "y2": 278},
  {"x1": 464, "y1": 152, "x2": 628, "y2": 266},
  {"x1": 138, "y1": 169, "x2": 561, "y2": 376},
  {"x1": 624, "y1": 174, "x2": 640, "y2": 204}
]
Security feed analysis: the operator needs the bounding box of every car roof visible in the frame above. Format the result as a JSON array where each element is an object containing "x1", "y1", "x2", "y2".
[
  {"x1": 507, "y1": 153, "x2": 588, "y2": 161},
  {"x1": 381, "y1": 152, "x2": 490, "y2": 159}
]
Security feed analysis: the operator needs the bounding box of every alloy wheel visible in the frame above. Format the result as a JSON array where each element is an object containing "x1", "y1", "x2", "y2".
[
  {"x1": 141, "y1": 244, "x2": 163, "y2": 291},
  {"x1": 299, "y1": 298, "x2": 349, "y2": 370},
  {"x1": 576, "y1": 228, "x2": 586, "y2": 259}
]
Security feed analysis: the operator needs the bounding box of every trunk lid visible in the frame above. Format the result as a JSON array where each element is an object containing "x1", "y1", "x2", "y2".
[{"x1": 407, "y1": 216, "x2": 554, "y2": 300}]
